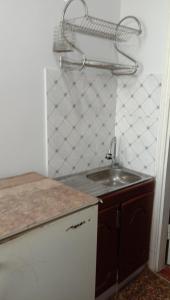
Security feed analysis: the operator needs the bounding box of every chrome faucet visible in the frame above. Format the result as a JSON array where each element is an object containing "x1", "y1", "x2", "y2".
[{"x1": 105, "y1": 137, "x2": 119, "y2": 168}]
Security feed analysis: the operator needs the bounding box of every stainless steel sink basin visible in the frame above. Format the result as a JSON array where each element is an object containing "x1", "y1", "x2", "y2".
[
  {"x1": 86, "y1": 168, "x2": 142, "y2": 187},
  {"x1": 58, "y1": 166, "x2": 152, "y2": 197}
]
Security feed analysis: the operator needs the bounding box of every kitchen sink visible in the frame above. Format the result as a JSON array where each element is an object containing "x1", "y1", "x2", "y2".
[
  {"x1": 86, "y1": 168, "x2": 142, "y2": 187},
  {"x1": 58, "y1": 165, "x2": 152, "y2": 197}
]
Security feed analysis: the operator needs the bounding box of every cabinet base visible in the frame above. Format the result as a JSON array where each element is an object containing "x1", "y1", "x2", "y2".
[{"x1": 96, "y1": 264, "x2": 146, "y2": 300}]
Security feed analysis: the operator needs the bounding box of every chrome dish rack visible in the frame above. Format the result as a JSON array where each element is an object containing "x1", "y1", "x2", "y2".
[{"x1": 53, "y1": 0, "x2": 142, "y2": 76}]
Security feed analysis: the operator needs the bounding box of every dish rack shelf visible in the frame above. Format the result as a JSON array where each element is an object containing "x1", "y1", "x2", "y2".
[
  {"x1": 53, "y1": 0, "x2": 142, "y2": 75},
  {"x1": 64, "y1": 16, "x2": 141, "y2": 42}
]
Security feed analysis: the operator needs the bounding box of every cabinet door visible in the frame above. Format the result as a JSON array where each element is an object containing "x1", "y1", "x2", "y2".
[
  {"x1": 95, "y1": 206, "x2": 118, "y2": 297},
  {"x1": 119, "y1": 193, "x2": 154, "y2": 282}
]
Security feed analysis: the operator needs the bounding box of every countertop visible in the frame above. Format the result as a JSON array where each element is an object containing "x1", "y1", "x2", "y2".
[{"x1": 0, "y1": 172, "x2": 98, "y2": 243}]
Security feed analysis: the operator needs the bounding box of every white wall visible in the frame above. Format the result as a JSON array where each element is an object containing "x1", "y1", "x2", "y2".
[
  {"x1": 0, "y1": 0, "x2": 120, "y2": 178},
  {"x1": 120, "y1": 0, "x2": 169, "y2": 74},
  {"x1": 0, "y1": 0, "x2": 59, "y2": 178}
]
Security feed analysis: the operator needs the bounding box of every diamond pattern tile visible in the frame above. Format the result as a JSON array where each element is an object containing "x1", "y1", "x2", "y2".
[
  {"x1": 46, "y1": 68, "x2": 117, "y2": 178},
  {"x1": 46, "y1": 68, "x2": 162, "y2": 178},
  {"x1": 115, "y1": 74, "x2": 162, "y2": 175}
]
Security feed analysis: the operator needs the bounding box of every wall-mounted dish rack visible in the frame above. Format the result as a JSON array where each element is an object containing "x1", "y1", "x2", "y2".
[{"x1": 53, "y1": 0, "x2": 142, "y2": 75}]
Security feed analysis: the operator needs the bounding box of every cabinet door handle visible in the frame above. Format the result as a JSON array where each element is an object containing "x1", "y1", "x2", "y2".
[
  {"x1": 98, "y1": 199, "x2": 103, "y2": 204},
  {"x1": 66, "y1": 221, "x2": 86, "y2": 231},
  {"x1": 116, "y1": 208, "x2": 120, "y2": 229}
]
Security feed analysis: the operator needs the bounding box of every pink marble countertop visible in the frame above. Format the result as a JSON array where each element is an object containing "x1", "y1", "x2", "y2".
[{"x1": 0, "y1": 173, "x2": 98, "y2": 242}]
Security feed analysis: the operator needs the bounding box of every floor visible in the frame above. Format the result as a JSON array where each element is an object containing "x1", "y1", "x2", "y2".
[
  {"x1": 159, "y1": 265, "x2": 170, "y2": 281},
  {"x1": 111, "y1": 267, "x2": 170, "y2": 300}
]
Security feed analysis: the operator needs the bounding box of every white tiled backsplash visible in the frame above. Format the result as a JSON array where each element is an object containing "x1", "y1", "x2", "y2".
[
  {"x1": 46, "y1": 68, "x2": 117, "y2": 178},
  {"x1": 46, "y1": 68, "x2": 161, "y2": 178},
  {"x1": 115, "y1": 74, "x2": 161, "y2": 175}
]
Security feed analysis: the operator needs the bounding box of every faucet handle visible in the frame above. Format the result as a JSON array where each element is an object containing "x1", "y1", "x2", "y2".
[{"x1": 105, "y1": 153, "x2": 112, "y2": 160}]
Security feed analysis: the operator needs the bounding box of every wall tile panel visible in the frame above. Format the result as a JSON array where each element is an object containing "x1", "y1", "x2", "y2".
[
  {"x1": 46, "y1": 68, "x2": 117, "y2": 178},
  {"x1": 115, "y1": 74, "x2": 161, "y2": 175}
]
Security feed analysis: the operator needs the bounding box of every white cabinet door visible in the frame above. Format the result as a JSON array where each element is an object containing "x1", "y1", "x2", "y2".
[{"x1": 0, "y1": 205, "x2": 98, "y2": 300}]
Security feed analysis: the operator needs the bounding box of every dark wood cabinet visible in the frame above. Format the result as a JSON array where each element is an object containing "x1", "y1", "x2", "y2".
[
  {"x1": 95, "y1": 180, "x2": 154, "y2": 296},
  {"x1": 95, "y1": 206, "x2": 118, "y2": 297},
  {"x1": 118, "y1": 192, "x2": 154, "y2": 282}
]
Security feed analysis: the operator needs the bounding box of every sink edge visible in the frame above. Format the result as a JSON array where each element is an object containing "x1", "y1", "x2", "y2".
[{"x1": 57, "y1": 166, "x2": 154, "y2": 197}]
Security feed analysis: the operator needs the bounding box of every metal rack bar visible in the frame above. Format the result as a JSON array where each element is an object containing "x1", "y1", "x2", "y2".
[
  {"x1": 60, "y1": 57, "x2": 138, "y2": 75},
  {"x1": 54, "y1": 0, "x2": 142, "y2": 75}
]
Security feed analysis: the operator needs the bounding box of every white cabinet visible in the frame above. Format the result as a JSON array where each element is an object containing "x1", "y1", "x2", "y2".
[{"x1": 0, "y1": 205, "x2": 98, "y2": 300}]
